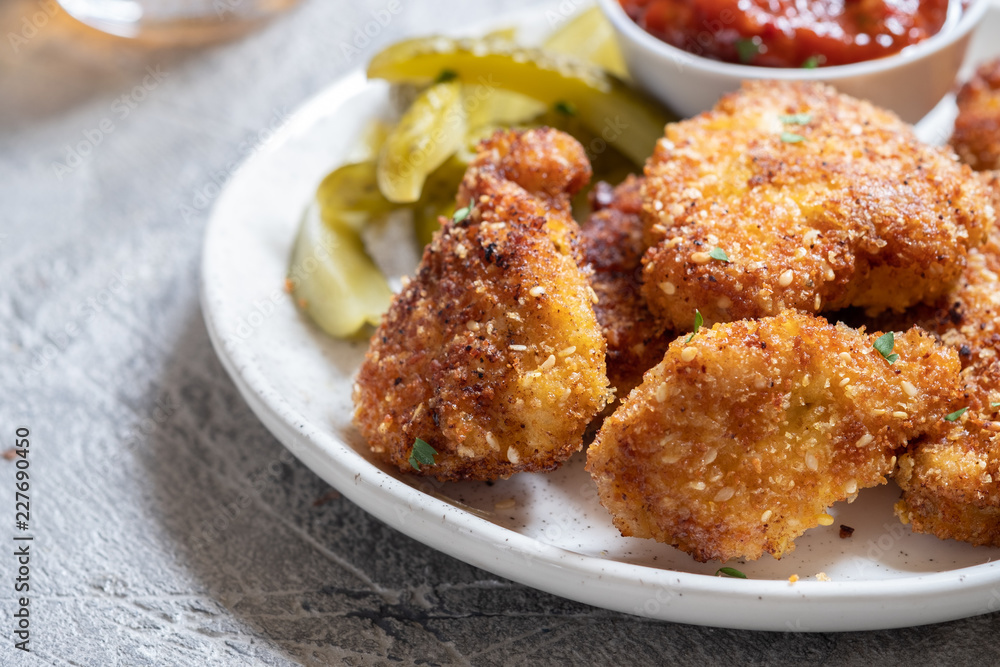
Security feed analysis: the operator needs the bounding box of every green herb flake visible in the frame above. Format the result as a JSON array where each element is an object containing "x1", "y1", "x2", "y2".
[
  {"x1": 735, "y1": 38, "x2": 759, "y2": 64},
  {"x1": 991, "y1": 402, "x2": 1000, "y2": 408},
  {"x1": 873, "y1": 332, "x2": 899, "y2": 364},
  {"x1": 779, "y1": 113, "x2": 813, "y2": 125},
  {"x1": 715, "y1": 567, "x2": 748, "y2": 579},
  {"x1": 780, "y1": 132, "x2": 806, "y2": 144},
  {"x1": 452, "y1": 205, "x2": 472, "y2": 223},
  {"x1": 554, "y1": 100, "x2": 578, "y2": 116},
  {"x1": 802, "y1": 55, "x2": 820, "y2": 69},
  {"x1": 709, "y1": 247, "x2": 730, "y2": 262},
  {"x1": 434, "y1": 69, "x2": 459, "y2": 83},
  {"x1": 685, "y1": 310, "x2": 704, "y2": 344},
  {"x1": 408, "y1": 438, "x2": 437, "y2": 471},
  {"x1": 945, "y1": 407, "x2": 969, "y2": 422}
]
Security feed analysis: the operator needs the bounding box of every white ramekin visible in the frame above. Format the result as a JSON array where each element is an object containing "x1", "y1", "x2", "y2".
[{"x1": 598, "y1": 0, "x2": 991, "y2": 123}]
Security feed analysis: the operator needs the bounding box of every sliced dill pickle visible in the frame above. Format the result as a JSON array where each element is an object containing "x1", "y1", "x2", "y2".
[
  {"x1": 411, "y1": 155, "x2": 469, "y2": 247},
  {"x1": 360, "y1": 120, "x2": 392, "y2": 160},
  {"x1": 482, "y1": 26, "x2": 517, "y2": 43},
  {"x1": 377, "y1": 80, "x2": 467, "y2": 203},
  {"x1": 316, "y1": 160, "x2": 394, "y2": 227},
  {"x1": 412, "y1": 198, "x2": 455, "y2": 250},
  {"x1": 543, "y1": 7, "x2": 628, "y2": 79},
  {"x1": 367, "y1": 37, "x2": 674, "y2": 164},
  {"x1": 289, "y1": 198, "x2": 393, "y2": 339},
  {"x1": 464, "y1": 88, "x2": 547, "y2": 134},
  {"x1": 291, "y1": 154, "x2": 472, "y2": 338}
]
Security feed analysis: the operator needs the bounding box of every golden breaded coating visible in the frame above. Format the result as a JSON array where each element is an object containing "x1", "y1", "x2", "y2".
[
  {"x1": 353, "y1": 128, "x2": 610, "y2": 481},
  {"x1": 878, "y1": 173, "x2": 1000, "y2": 546},
  {"x1": 872, "y1": 174, "x2": 1000, "y2": 353},
  {"x1": 951, "y1": 58, "x2": 1000, "y2": 172},
  {"x1": 580, "y1": 175, "x2": 672, "y2": 397},
  {"x1": 895, "y1": 412, "x2": 1000, "y2": 547},
  {"x1": 462, "y1": 125, "x2": 591, "y2": 258},
  {"x1": 587, "y1": 310, "x2": 960, "y2": 562},
  {"x1": 641, "y1": 80, "x2": 993, "y2": 330}
]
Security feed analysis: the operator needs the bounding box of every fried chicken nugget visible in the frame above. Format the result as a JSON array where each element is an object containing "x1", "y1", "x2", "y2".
[
  {"x1": 587, "y1": 310, "x2": 960, "y2": 562},
  {"x1": 882, "y1": 174, "x2": 1000, "y2": 546},
  {"x1": 580, "y1": 175, "x2": 672, "y2": 397},
  {"x1": 353, "y1": 128, "x2": 611, "y2": 481},
  {"x1": 951, "y1": 58, "x2": 1000, "y2": 172},
  {"x1": 641, "y1": 81, "x2": 994, "y2": 330}
]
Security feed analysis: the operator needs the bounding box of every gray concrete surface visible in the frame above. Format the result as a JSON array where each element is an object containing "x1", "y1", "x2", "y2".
[{"x1": 3, "y1": 0, "x2": 1000, "y2": 664}]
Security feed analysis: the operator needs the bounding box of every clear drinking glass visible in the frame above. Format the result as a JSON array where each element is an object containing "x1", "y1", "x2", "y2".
[{"x1": 57, "y1": 0, "x2": 300, "y2": 43}]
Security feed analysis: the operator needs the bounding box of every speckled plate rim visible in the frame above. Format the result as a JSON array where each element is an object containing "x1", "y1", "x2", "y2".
[{"x1": 201, "y1": 4, "x2": 1000, "y2": 632}]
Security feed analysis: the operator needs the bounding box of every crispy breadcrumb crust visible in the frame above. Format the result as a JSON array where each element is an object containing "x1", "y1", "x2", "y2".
[
  {"x1": 877, "y1": 173, "x2": 1000, "y2": 546},
  {"x1": 580, "y1": 175, "x2": 673, "y2": 398},
  {"x1": 951, "y1": 58, "x2": 1000, "y2": 172},
  {"x1": 587, "y1": 310, "x2": 960, "y2": 562},
  {"x1": 641, "y1": 81, "x2": 993, "y2": 330},
  {"x1": 461, "y1": 126, "x2": 591, "y2": 259},
  {"x1": 353, "y1": 128, "x2": 610, "y2": 481}
]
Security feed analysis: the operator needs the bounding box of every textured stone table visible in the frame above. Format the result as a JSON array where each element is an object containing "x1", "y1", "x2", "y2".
[{"x1": 3, "y1": 0, "x2": 1000, "y2": 664}]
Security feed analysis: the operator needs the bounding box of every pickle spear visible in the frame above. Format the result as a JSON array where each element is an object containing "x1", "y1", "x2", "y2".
[
  {"x1": 317, "y1": 160, "x2": 395, "y2": 225},
  {"x1": 464, "y1": 88, "x2": 547, "y2": 135},
  {"x1": 367, "y1": 37, "x2": 674, "y2": 164},
  {"x1": 289, "y1": 164, "x2": 395, "y2": 338},
  {"x1": 411, "y1": 155, "x2": 469, "y2": 247},
  {"x1": 543, "y1": 7, "x2": 628, "y2": 79},
  {"x1": 377, "y1": 80, "x2": 467, "y2": 203}
]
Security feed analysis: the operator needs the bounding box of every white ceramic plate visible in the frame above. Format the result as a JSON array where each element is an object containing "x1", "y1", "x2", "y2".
[{"x1": 201, "y1": 4, "x2": 1000, "y2": 631}]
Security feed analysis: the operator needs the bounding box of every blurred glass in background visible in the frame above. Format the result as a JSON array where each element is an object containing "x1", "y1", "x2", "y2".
[{"x1": 57, "y1": 0, "x2": 299, "y2": 43}]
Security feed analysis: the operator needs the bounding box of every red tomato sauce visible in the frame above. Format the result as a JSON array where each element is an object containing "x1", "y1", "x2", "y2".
[{"x1": 619, "y1": 0, "x2": 955, "y2": 68}]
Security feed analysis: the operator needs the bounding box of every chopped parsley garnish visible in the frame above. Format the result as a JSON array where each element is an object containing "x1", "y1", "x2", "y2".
[
  {"x1": 992, "y1": 402, "x2": 1000, "y2": 408},
  {"x1": 873, "y1": 332, "x2": 899, "y2": 364},
  {"x1": 554, "y1": 100, "x2": 577, "y2": 116},
  {"x1": 452, "y1": 205, "x2": 472, "y2": 223},
  {"x1": 435, "y1": 69, "x2": 459, "y2": 83},
  {"x1": 709, "y1": 247, "x2": 730, "y2": 262},
  {"x1": 735, "y1": 38, "x2": 759, "y2": 64},
  {"x1": 945, "y1": 407, "x2": 969, "y2": 422},
  {"x1": 779, "y1": 113, "x2": 813, "y2": 125},
  {"x1": 780, "y1": 132, "x2": 806, "y2": 144},
  {"x1": 715, "y1": 567, "x2": 748, "y2": 579},
  {"x1": 802, "y1": 55, "x2": 820, "y2": 69},
  {"x1": 685, "y1": 310, "x2": 704, "y2": 344},
  {"x1": 408, "y1": 438, "x2": 437, "y2": 471}
]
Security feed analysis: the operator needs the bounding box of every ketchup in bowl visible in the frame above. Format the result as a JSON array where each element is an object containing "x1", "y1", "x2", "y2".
[{"x1": 618, "y1": 0, "x2": 958, "y2": 68}]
